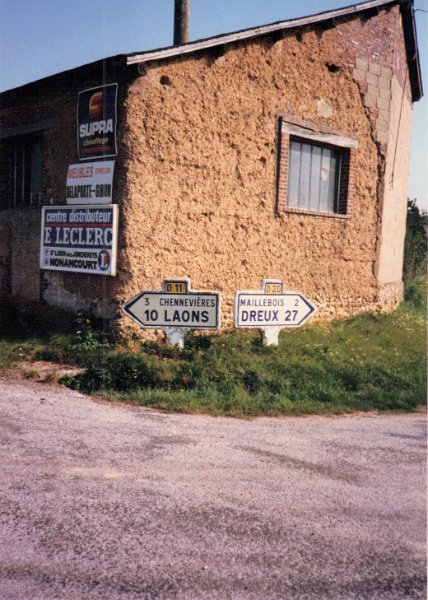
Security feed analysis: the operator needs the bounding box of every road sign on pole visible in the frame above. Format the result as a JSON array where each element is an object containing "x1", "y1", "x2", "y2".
[
  {"x1": 234, "y1": 279, "x2": 316, "y2": 346},
  {"x1": 122, "y1": 279, "x2": 221, "y2": 347}
]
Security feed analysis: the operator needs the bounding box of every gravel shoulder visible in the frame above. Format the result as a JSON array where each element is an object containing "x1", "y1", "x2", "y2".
[{"x1": 0, "y1": 377, "x2": 426, "y2": 599}]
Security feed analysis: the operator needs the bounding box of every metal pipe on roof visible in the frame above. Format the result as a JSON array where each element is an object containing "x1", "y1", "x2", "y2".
[{"x1": 174, "y1": 0, "x2": 189, "y2": 46}]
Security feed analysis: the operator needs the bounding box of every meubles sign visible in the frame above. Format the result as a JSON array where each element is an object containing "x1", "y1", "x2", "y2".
[
  {"x1": 40, "y1": 205, "x2": 118, "y2": 275},
  {"x1": 66, "y1": 161, "x2": 114, "y2": 204}
]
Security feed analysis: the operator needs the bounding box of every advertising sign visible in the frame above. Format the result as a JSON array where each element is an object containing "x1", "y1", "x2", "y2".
[
  {"x1": 40, "y1": 205, "x2": 118, "y2": 276},
  {"x1": 77, "y1": 83, "x2": 118, "y2": 160},
  {"x1": 66, "y1": 161, "x2": 115, "y2": 205}
]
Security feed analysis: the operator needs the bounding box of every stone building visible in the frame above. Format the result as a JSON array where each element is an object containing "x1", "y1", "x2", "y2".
[{"x1": 0, "y1": 0, "x2": 423, "y2": 331}]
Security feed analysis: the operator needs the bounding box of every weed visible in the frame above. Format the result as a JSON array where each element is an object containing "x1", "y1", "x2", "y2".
[{"x1": 71, "y1": 313, "x2": 112, "y2": 353}]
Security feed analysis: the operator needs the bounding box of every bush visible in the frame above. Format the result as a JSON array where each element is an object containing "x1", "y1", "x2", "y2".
[
  {"x1": 404, "y1": 277, "x2": 426, "y2": 309},
  {"x1": 68, "y1": 352, "x2": 169, "y2": 393},
  {"x1": 403, "y1": 199, "x2": 427, "y2": 284}
]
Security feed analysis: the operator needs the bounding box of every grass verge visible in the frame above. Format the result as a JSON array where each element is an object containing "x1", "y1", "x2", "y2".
[{"x1": 0, "y1": 283, "x2": 426, "y2": 417}]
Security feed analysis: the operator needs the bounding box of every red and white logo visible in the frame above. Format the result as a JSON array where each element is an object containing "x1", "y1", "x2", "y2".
[
  {"x1": 89, "y1": 91, "x2": 103, "y2": 119},
  {"x1": 97, "y1": 249, "x2": 111, "y2": 271}
]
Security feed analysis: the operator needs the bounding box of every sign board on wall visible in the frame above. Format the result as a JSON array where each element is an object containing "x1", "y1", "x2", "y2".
[
  {"x1": 66, "y1": 161, "x2": 115, "y2": 204},
  {"x1": 40, "y1": 205, "x2": 118, "y2": 276},
  {"x1": 235, "y1": 292, "x2": 315, "y2": 328},
  {"x1": 77, "y1": 83, "x2": 118, "y2": 160}
]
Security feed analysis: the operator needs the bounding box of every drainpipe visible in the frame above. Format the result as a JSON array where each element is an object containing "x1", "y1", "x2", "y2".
[{"x1": 174, "y1": 0, "x2": 189, "y2": 45}]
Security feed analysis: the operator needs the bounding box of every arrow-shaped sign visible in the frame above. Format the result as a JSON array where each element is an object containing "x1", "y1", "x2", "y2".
[
  {"x1": 122, "y1": 290, "x2": 220, "y2": 330},
  {"x1": 235, "y1": 292, "x2": 315, "y2": 328}
]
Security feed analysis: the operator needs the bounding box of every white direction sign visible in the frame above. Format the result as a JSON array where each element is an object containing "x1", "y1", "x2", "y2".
[
  {"x1": 235, "y1": 280, "x2": 316, "y2": 345},
  {"x1": 235, "y1": 292, "x2": 315, "y2": 328},
  {"x1": 122, "y1": 279, "x2": 221, "y2": 331}
]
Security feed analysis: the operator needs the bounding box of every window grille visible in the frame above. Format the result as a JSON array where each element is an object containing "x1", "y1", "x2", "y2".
[
  {"x1": 287, "y1": 138, "x2": 341, "y2": 214},
  {"x1": 0, "y1": 134, "x2": 43, "y2": 209}
]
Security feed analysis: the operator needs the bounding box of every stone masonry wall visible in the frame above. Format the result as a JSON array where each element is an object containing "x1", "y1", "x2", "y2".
[{"x1": 118, "y1": 4, "x2": 411, "y2": 330}]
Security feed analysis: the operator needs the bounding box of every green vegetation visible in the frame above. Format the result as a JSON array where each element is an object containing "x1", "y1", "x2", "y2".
[
  {"x1": 0, "y1": 284, "x2": 426, "y2": 417},
  {"x1": 1, "y1": 199, "x2": 426, "y2": 416},
  {"x1": 403, "y1": 199, "x2": 427, "y2": 286}
]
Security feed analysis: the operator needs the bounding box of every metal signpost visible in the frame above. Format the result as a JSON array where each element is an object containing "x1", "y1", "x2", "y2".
[
  {"x1": 122, "y1": 279, "x2": 221, "y2": 348},
  {"x1": 234, "y1": 279, "x2": 316, "y2": 346}
]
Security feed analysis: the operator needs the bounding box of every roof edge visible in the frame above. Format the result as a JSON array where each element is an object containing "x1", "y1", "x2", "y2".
[
  {"x1": 400, "y1": 0, "x2": 423, "y2": 101},
  {"x1": 126, "y1": 0, "x2": 422, "y2": 102},
  {"x1": 0, "y1": 55, "x2": 126, "y2": 96},
  {"x1": 126, "y1": 0, "x2": 398, "y2": 64}
]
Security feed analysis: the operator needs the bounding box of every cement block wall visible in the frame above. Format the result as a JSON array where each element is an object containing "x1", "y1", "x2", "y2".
[
  {"x1": 378, "y1": 73, "x2": 412, "y2": 290},
  {"x1": 325, "y1": 5, "x2": 413, "y2": 307}
]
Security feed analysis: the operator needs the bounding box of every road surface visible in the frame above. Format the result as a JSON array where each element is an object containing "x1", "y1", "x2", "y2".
[{"x1": 0, "y1": 377, "x2": 426, "y2": 599}]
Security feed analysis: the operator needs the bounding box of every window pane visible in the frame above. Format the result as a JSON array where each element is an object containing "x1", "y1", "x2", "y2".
[
  {"x1": 319, "y1": 147, "x2": 332, "y2": 212},
  {"x1": 299, "y1": 143, "x2": 312, "y2": 209},
  {"x1": 31, "y1": 142, "x2": 43, "y2": 206},
  {"x1": 327, "y1": 150, "x2": 339, "y2": 212},
  {"x1": 0, "y1": 135, "x2": 43, "y2": 209},
  {"x1": 288, "y1": 140, "x2": 301, "y2": 208},
  {"x1": 286, "y1": 137, "x2": 342, "y2": 214},
  {"x1": 12, "y1": 146, "x2": 18, "y2": 207},
  {"x1": 15, "y1": 145, "x2": 25, "y2": 206},
  {"x1": 0, "y1": 141, "x2": 15, "y2": 209},
  {"x1": 23, "y1": 145, "x2": 33, "y2": 205},
  {"x1": 309, "y1": 145, "x2": 321, "y2": 211}
]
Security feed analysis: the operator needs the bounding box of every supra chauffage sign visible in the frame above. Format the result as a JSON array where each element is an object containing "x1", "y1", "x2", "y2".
[
  {"x1": 40, "y1": 205, "x2": 118, "y2": 276},
  {"x1": 77, "y1": 84, "x2": 118, "y2": 160}
]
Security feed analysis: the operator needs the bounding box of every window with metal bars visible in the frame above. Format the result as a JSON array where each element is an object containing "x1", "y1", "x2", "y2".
[
  {"x1": 287, "y1": 137, "x2": 344, "y2": 214},
  {"x1": 0, "y1": 134, "x2": 43, "y2": 209},
  {"x1": 277, "y1": 117, "x2": 356, "y2": 217}
]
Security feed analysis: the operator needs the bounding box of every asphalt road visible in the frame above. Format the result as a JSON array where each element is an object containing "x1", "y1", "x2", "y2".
[{"x1": 0, "y1": 377, "x2": 426, "y2": 600}]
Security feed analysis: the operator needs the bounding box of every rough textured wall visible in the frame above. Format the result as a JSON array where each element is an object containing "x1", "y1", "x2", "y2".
[
  {"x1": 10, "y1": 211, "x2": 41, "y2": 301},
  {"x1": 0, "y1": 206, "x2": 41, "y2": 302},
  {"x1": 0, "y1": 217, "x2": 11, "y2": 298},
  {"x1": 119, "y1": 6, "x2": 410, "y2": 328}
]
